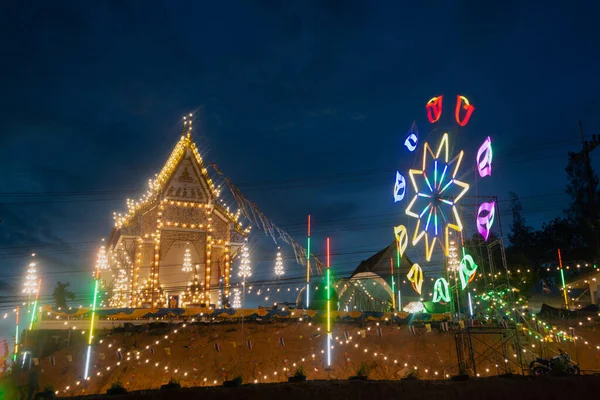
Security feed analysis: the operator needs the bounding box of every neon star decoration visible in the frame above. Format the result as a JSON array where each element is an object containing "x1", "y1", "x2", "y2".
[
  {"x1": 476, "y1": 136, "x2": 492, "y2": 177},
  {"x1": 405, "y1": 133, "x2": 470, "y2": 261},
  {"x1": 455, "y1": 95, "x2": 475, "y2": 127},
  {"x1": 426, "y1": 96, "x2": 443, "y2": 123},
  {"x1": 393, "y1": 172, "x2": 406, "y2": 202},
  {"x1": 404, "y1": 121, "x2": 419, "y2": 152},
  {"x1": 394, "y1": 225, "x2": 408, "y2": 257},
  {"x1": 477, "y1": 201, "x2": 496, "y2": 241},
  {"x1": 433, "y1": 278, "x2": 450, "y2": 303},
  {"x1": 407, "y1": 263, "x2": 424, "y2": 295},
  {"x1": 459, "y1": 254, "x2": 478, "y2": 290}
]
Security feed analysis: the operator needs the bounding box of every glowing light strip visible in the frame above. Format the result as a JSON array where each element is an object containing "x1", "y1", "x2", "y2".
[
  {"x1": 14, "y1": 306, "x2": 19, "y2": 361},
  {"x1": 432, "y1": 278, "x2": 450, "y2": 303},
  {"x1": 306, "y1": 215, "x2": 311, "y2": 309},
  {"x1": 468, "y1": 291, "x2": 473, "y2": 316},
  {"x1": 422, "y1": 172, "x2": 433, "y2": 192},
  {"x1": 477, "y1": 136, "x2": 492, "y2": 177},
  {"x1": 459, "y1": 254, "x2": 478, "y2": 290},
  {"x1": 394, "y1": 225, "x2": 408, "y2": 256},
  {"x1": 476, "y1": 201, "x2": 496, "y2": 241},
  {"x1": 558, "y1": 249, "x2": 569, "y2": 308},
  {"x1": 390, "y1": 258, "x2": 396, "y2": 311},
  {"x1": 425, "y1": 208, "x2": 433, "y2": 231},
  {"x1": 394, "y1": 172, "x2": 406, "y2": 202},
  {"x1": 326, "y1": 237, "x2": 331, "y2": 367},
  {"x1": 438, "y1": 164, "x2": 448, "y2": 190},
  {"x1": 440, "y1": 179, "x2": 453, "y2": 194},
  {"x1": 28, "y1": 279, "x2": 42, "y2": 330},
  {"x1": 407, "y1": 263, "x2": 424, "y2": 295},
  {"x1": 455, "y1": 95, "x2": 475, "y2": 127},
  {"x1": 84, "y1": 278, "x2": 100, "y2": 380},
  {"x1": 419, "y1": 202, "x2": 432, "y2": 218},
  {"x1": 426, "y1": 95, "x2": 443, "y2": 123},
  {"x1": 404, "y1": 121, "x2": 419, "y2": 152}
]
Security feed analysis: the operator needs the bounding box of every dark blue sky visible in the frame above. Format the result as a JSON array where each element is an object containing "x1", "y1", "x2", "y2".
[{"x1": 1, "y1": 0, "x2": 600, "y2": 323}]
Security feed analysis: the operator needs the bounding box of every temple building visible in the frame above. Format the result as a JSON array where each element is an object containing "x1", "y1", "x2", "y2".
[{"x1": 99, "y1": 117, "x2": 249, "y2": 308}]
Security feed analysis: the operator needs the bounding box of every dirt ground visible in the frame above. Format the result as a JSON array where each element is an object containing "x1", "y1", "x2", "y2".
[{"x1": 11, "y1": 318, "x2": 600, "y2": 397}]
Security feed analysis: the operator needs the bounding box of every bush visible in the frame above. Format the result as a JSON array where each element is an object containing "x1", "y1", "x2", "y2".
[
  {"x1": 107, "y1": 381, "x2": 127, "y2": 395},
  {"x1": 294, "y1": 365, "x2": 306, "y2": 378},
  {"x1": 356, "y1": 362, "x2": 369, "y2": 378},
  {"x1": 404, "y1": 369, "x2": 420, "y2": 380}
]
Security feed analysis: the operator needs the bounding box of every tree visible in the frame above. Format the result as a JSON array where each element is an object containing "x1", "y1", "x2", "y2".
[
  {"x1": 52, "y1": 281, "x2": 75, "y2": 309},
  {"x1": 566, "y1": 151, "x2": 600, "y2": 260},
  {"x1": 508, "y1": 192, "x2": 536, "y2": 249}
]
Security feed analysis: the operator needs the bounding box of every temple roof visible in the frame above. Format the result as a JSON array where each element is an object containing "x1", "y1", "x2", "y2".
[{"x1": 113, "y1": 116, "x2": 241, "y2": 230}]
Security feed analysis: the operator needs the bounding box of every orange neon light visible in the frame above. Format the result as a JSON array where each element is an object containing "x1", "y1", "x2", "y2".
[
  {"x1": 455, "y1": 95, "x2": 475, "y2": 127},
  {"x1": 426, "y1": 95, "x2": 443, "y2": 123}
]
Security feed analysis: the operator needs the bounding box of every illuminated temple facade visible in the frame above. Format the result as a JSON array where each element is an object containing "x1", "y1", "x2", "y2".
[{"x1": 100, "y1": 118, "x2": 248, "y2": 308}]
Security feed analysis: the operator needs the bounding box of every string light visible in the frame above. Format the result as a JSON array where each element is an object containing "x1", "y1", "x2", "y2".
[
  {"x1": 182, "y1": 246, "x2": 192, "y2": 273},
  {"x1": 23, "y1": 254, "x2": 38, "y2": 295},
  {"x1": 238, "y1": 239, "x2": 251, "y2": 279},
  {"x1": 274, "y1": 247, "x2": 284, "y2": 277},
  {"x1": 95, "y1": 241, "x2": 108, "y2": 272}
]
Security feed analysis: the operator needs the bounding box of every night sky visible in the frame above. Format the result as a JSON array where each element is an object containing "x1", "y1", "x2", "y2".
[{"x1": 1, "y1": 1, "x2": 600, "y2": 337}]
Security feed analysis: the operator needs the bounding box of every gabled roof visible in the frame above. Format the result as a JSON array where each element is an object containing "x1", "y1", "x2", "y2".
[
  {"x1": 113, "y1": 117, "x2": 226, "y2": 229},
  {"x1": 352, "y1": 242, "x2": 413, "y2": 278}
]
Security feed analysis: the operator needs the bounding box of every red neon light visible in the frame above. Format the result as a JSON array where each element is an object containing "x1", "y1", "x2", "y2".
[
  {"x1": 308, "y1": 215, "x2": 311, "y2": 237},
  {"x1": 426, "y1": 95, "x2": 443, "y2": 123},
  {"x1": 326, "y1": 237, "x2": 330, "y2": 268},
  {"x1": 455, "y1": 95, "x2": 475, "y2": 126}
]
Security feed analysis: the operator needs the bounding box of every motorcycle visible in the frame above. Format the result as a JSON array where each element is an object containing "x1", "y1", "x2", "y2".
[{"x1": 529, "y1": 350, "x2": 580, "y2": 376}]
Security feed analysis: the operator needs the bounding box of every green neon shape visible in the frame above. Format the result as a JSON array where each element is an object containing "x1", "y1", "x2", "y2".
[
  {"x1": 459, "y1": 254, "x2": 478, "y2": 290},
  {"x1": 432, "y1": 278, "x2": 450, "y2": 303}
]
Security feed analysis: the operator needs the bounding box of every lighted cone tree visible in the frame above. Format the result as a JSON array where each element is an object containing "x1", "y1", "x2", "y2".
[
  {"x1": 182, "y1": 246, "x2": 193, "y2": 273},
  {"x1": 23, "y1": 254, "x2": 38, "y2": 295},
  {"x1": 274, "y1": 247, "x2": 284, "y2": 277},
  {"x1": 95, "y1": 242, "x2": 109, "y2": 271},
  {"x1": 110, "y1": 266, "x2": 129, "y2": 308},
  {"x1": 238, "y1": 239, "x2": 251, "y2": 280},
  {"x1": 232, "y1": 287, "x2": 241, "y2": 308}
]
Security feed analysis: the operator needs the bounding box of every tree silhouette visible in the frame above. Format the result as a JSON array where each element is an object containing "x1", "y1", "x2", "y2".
[
  {"x1": 566, "y1": 152, "x2": 600, "y2": 260},
  {"x1": 53, "y1": 281, "x2": 75, "y2": 309}
]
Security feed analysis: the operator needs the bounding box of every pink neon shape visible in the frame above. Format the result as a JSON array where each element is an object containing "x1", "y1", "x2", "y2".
[
  {"x1": 476, "y1": 136, "x2": 492, "y2": 178},
  {"x1": 477, "y1": 201, "x2": 496, "y2": 241}
]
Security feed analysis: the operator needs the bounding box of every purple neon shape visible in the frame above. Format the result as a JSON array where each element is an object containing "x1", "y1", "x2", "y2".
[
  {"x1": 477, "y1": 201, "x2": 496, "y2": 241},
  {"x1": 477, "y1": 136, "x2": 492, "y2": 178}
]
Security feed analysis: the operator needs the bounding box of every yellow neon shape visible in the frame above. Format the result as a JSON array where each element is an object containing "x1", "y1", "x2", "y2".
[
  {"x1": 407, "y1": 263, "x2": 424, "y2": 295},
  {"x1": 404, "y1": 133, "x2": 470, "y2": 260},
  {"x1": 422, "y1": 132, "x2": 449, "y2": 171},
  {"x1": 411, "y1": 219, "x2": 436, "y2": 261},
  {"x1": 394, "y1": 225, "x2": 408, "y2": 256}
]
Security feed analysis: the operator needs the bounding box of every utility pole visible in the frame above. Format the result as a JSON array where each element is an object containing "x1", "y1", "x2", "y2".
[{"x1": 576, "y1": 121, "x2": 600, "y2": 261}]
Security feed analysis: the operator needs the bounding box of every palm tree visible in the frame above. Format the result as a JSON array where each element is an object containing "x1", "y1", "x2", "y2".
[{"x1": 52, "y1": 281, "x2": 75, "y2": 309}]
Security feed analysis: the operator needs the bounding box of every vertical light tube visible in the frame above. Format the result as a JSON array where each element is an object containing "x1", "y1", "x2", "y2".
[
  {"x1": 396, "y1": 246, "x2": 401, "y2": 311},
  {"x1": 326, "y1": 237, "x2": 331, "y2": 368},
  {"x1": 306, "y1": 215, "x2": 311, "y2": 309},
  {"x1": 468, "y1": 291, "x2": 473, "y2": 317},
  {"x1": 390, "y1": 258, "x2": 396, "y2": 311},
  {"x1": 84, "y1": 278, "x2": 100, "y2": 380},
  {"x1": 558, "y1": 249, "x2": 569, "y2": 309},
  {"x1": 29, "y1": 279, "x2": 42, "y2": 330},
  {"x1": 14, "y1": 306, "x2": 20, "y2": 361}
]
